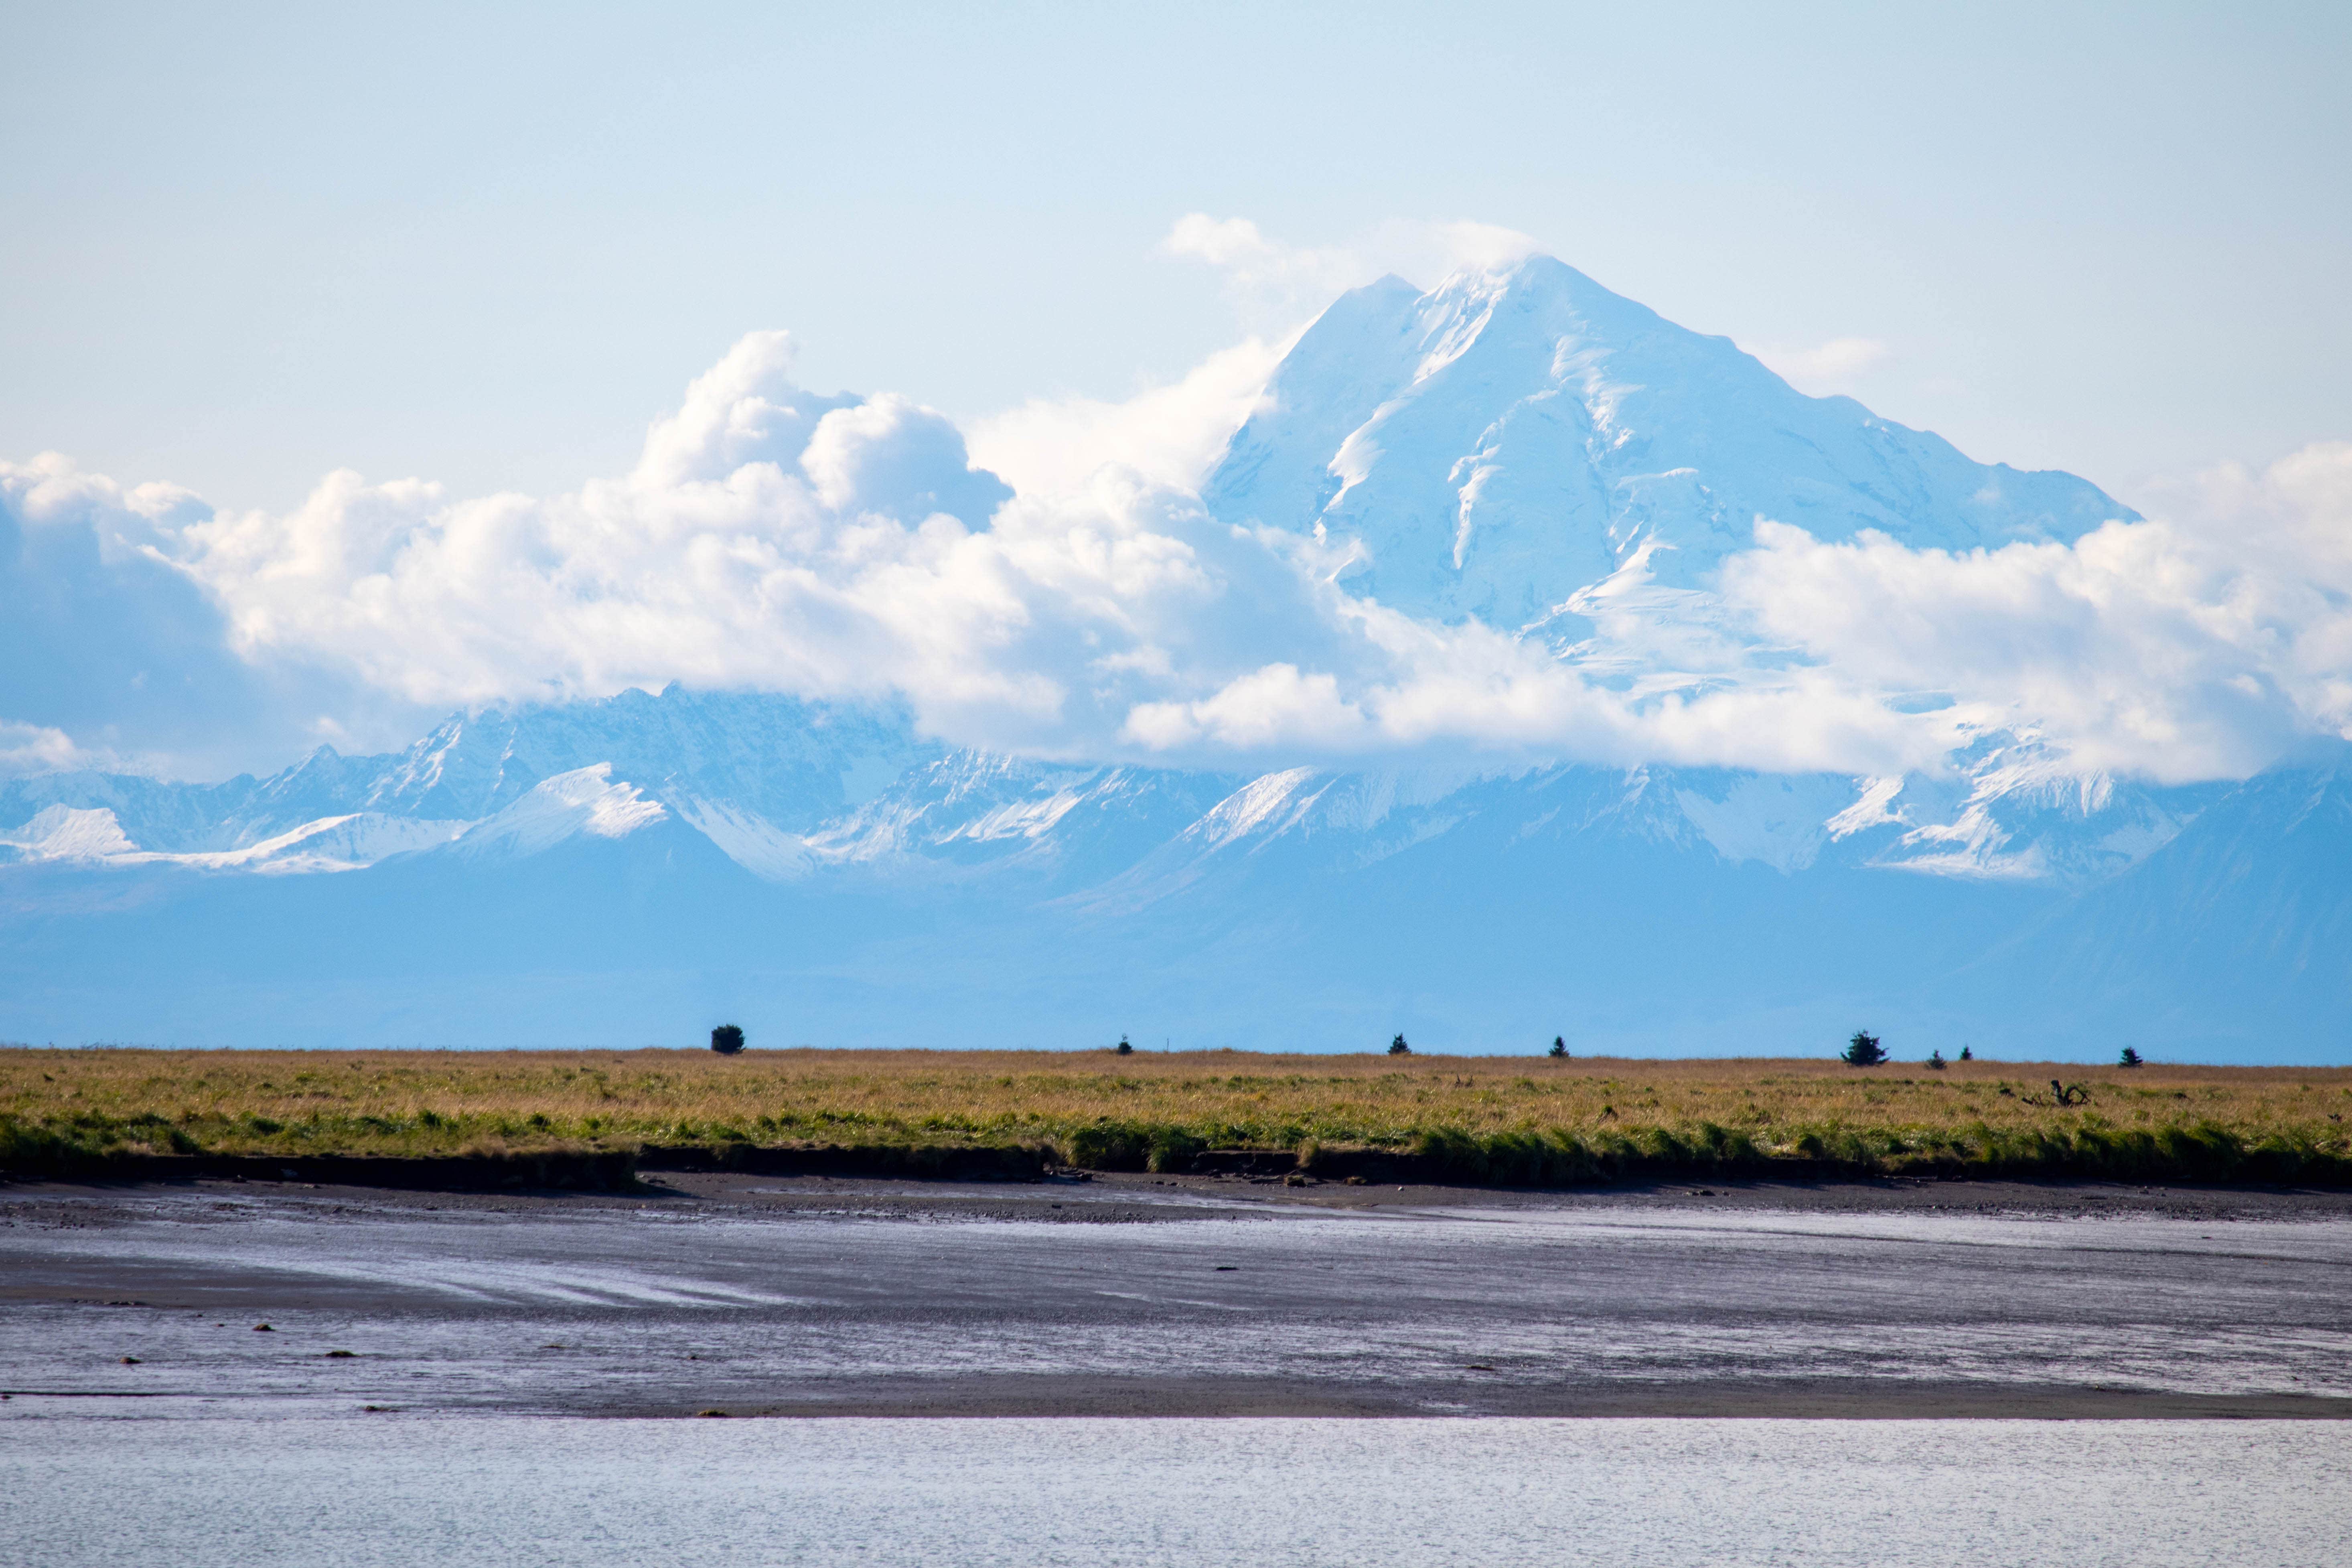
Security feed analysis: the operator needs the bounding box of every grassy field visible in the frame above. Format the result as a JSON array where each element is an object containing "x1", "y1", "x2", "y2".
[{"x1": 5, "y1": 1046, "x2": 2352, "y2": 1185}]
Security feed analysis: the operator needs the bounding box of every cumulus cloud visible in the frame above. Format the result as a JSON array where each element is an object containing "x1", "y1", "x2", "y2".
[
  {"x1": 13, "y1": 324, "x2": 1952, "y2": 781},
  {"x1": 965, "y1": 337, "x2": 1287, "y2": 501},
  {"x1": 84, "y1": 333, "x2": 1350, "y2": 763},
  {"x1": 0, "y1": 721, "x2": 91, "y2": 777},
  {"x1": 7, "y1": 281, "x2": 2349, "y2": 790},
  {"x1": 0, "y1": 454, "x2": 408, "y2": 776},
  {"x1": 1719, "y1": 442, "x2": 2352, "y2": 781},
  {"x1": 1122, "y1": 584, "x2": 1973, "y2": 779},
  {"x1": 1126, "y1": 662, "x2": 1367, "y2": 753}
]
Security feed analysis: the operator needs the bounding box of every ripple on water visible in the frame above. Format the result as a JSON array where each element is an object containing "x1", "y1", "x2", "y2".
[{"x1": 3, "y1": 1416, "x2": 2345, "y2": 1568}]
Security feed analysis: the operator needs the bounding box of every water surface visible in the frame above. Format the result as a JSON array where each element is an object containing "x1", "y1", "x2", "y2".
[{"x1": 5, "y1": 1415, "x2": 2342, "y2": 1567}]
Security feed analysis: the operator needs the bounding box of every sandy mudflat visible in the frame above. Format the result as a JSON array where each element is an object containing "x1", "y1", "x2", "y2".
[{"x1": 4, "y1": 1172, "x2": 2351, "y2": 1419}]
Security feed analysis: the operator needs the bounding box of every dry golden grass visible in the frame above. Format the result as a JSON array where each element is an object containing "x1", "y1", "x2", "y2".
[{"x1": 5, "y1": 1047, "x2": 2351, "y2": 1181}]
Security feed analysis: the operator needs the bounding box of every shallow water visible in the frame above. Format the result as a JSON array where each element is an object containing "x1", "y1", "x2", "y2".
[{"x1": 4, "y1": 1415, "x2": 2344, "y2": 1567}]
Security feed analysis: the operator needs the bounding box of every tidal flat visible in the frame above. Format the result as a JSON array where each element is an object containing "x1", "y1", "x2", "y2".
[
  {"x1": 6, "y1": 1047, "x2": 2351, "y2": 1186},
  {"x1": 5, "y1": 1171, "x2": 2350, "y2": 1419}
]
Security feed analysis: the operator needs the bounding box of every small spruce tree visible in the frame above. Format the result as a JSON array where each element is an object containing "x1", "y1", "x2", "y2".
[
  {"x1": 1927, "y1": 1049, "x2": 1947, "y2": 1070},
  {"x1": 2119, "y1": 1046, "x2": 2144, "y2": 1068},
  {"x1": 710, "y1": 1024, "x2": 745, "y2": 1055},
  {"x1": 1549, "y1": 1036, "x2": 1568, "y2": 1059},
  {"x1": 1115, "y1": 1035, "x2": 1133, "y2": 1055},
  {"x1": 1959, "y1": 1045, "x2": 1974, "y2": 1061},
  {"x1": 1389, "y1": 1033, "x2": 1411, "y2": 1056},
  {"x1": 1842, "y1": 1030, "x2": 1887, "y2": 1067}
]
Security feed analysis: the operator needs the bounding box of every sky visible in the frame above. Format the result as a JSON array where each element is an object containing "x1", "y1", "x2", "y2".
[
  {"x1": 8, "y1": 0, "x2": 2349, "y2": 510},
  {"x1": 5, "y1": 1, "x2": 2352, "y2": 784}
]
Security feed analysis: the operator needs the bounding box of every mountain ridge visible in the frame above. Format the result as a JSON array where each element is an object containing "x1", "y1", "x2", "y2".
[
  {"x1": 1, "y1": 682, "x2": 2312, "y2": 1056},
  {"x1": 1, "y1": 256, "x2": 2337, "y2": 1057}
]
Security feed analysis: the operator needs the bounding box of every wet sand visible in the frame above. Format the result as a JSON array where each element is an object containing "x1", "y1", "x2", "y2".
[{"x1": 5, "y1": 1172, "x2": 2351, "y2": 1419}]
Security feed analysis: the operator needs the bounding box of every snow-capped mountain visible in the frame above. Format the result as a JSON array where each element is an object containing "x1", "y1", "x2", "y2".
[
  {"x1": 0, "y1": 683, "x2": 2194, "y2": 895},
  {"x1": 1, "y1": 682, "x2": 2308, "y2": 1056},
  {"x1": 1205, "y1": 258, "x2": 2127, "y2": 627},
  {"x1": 1, "y1": 257, "x2": 2339, "y2": 1058}
]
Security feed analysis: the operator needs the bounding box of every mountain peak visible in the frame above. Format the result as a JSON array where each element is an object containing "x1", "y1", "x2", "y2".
[{"x1": 1205, "y1": 255, "x2": 2131, "y2": 627}]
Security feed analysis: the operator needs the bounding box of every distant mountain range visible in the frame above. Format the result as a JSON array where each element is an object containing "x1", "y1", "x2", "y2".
[{"x1": 4, "y1": 259, "x2": 2342, "y2": 1059}]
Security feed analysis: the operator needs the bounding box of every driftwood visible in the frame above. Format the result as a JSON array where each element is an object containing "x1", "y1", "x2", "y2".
[{"x1": 2024, "y1": 1079, "x2": 2092, "y2": 1108}]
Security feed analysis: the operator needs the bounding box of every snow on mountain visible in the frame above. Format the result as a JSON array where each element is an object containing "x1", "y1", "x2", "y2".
[
  {"x1": 0, "y1": 685, "x2": 932, "y2": 871},
  {"x1": 1849, "y1": 744, "x2": 2219, "y2": 884},
  {"x1": 0, "y1": 254, "x2": 2334, "y2": 1055},
  {"x1": 1204, "y1": 256, "x2": 2130, "y2": 628},
  {"x1": 0, "y1": 800, "x2": 466, "y2": 873},
  {"x1": 444, "y1": 765, "x2": 668, "y2": 862},
  {"x1": 1074, "y1": 763, "x2": 1506, "y2": 915},
  {"x1": 0, "y1": 805, "x2": 140, "y2": 862},
  {"x1": 343, "y1": 686, "x2": 932, "y2": 829},
  {"x1": 0, "y1": 687, "x2": 2214, "y2": 897},
  {"x1": 0, "y1": 772, "x2": 282, "y2": 854},
  {"x1": 1951, "y1": 743, "x2": 2352, "y2": 1049},
  {"x1": 222, "y1": 814, "x2": 472, "y2": 872},
  {"x1": 0, "y1": 680, "x2": 2313, "y2": 1053},
  {"x1": 803, "y1": 752, "x2": 1240, "y2": 890},
  {"x1": 668, "y1": 797, "x2": 816, "y2": 882},
  {"x1": 1673, "y1": 773, "x2": 1858, "y2": 874}
]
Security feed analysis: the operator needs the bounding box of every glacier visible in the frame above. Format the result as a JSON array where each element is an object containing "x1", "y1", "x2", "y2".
[{"x1": 1, "y1": 257, "x2": 2341, "y2": 1059}]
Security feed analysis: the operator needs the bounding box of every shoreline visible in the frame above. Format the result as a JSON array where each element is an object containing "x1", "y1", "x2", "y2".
[
  {"x1": 11, "y1": 1143, "x2": 2352, "y2": 1199},
  {"x1": 12, "y1": 1165, "x2": 2352, "y2": 1221}
]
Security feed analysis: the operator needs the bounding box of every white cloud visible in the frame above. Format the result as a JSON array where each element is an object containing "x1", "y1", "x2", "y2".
[
  {"x1": 965, "y1": 337, "x2": 1286, "y2": 501},
  {"x1": 1160, "y1": 215, "x2": 1363, "y2": 327},
  {"x1": 99, "y1": 337, "x2": 1327, "y2": 761},
  {"x1": 1161, "y1": 213, "x2": 1542, "y2": 329},
  {"x1": 0, "y1": 453, "x2": 400, "y2": 778},
  {"x1": 1119, "y1": 606, "x2": 1967, "y2": 779},
  {"x1": 0, "y1": 721, "x2": 92, "y2": 777},
  {"x1": 1357, "y1": 218, "x2": 1546, "y2": 285},
  {"x1": 1125, "y1": 663, "x2": 1367, "y2": 752},
  {"x1": 1717, "y1": 441, "x2": 2352, "y2": 782},
  {"x1": 1746, "y1": 336, "x2": 1892, "y2": 396}
]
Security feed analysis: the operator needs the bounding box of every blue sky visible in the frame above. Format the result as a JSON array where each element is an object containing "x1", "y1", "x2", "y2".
[{"x1": 7, "y1": 0, "x2": 2348, "y2": 512}]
